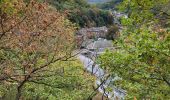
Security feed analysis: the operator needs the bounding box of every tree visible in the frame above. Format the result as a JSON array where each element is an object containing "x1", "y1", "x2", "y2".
[
  {"x1": 0, "y1": 0, "x2": 85, "y2": 99},
  {"x1": 98, "y1": 0, "x2": 170, "y2": 99},
  {"x1": 106, "y1": 25, "x2": 119, "y2": 40},
  {"x1": 20, "y1": 60, "x2": 95, "y2": 100}
]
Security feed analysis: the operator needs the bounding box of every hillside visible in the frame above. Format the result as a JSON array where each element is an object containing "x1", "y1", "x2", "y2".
[
  {"x1": 49, "y1": 0, "x2": 114, "y2": 28},
  {"x1": 88, "y1": 0, "x2": 112, "y2": 4}
]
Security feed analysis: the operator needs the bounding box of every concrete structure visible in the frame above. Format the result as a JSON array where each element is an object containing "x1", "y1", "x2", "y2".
[
  {"x1": 86, "y1": 38, "x2": 113, "y2": 55},
  {"x1": 86, "y1": 38, "x2": 112, "y2": 50},
  {"x1": 76, "y1": 26, "x2": 108, "y2": 48},
  {"x1": 77, "y1": 26, "x2": 108, "y2": 40}
]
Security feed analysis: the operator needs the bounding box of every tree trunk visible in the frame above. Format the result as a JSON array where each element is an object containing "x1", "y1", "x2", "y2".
[
  {"x1": 16, "y1": 85, "x2": 22, "y2": 100},
  {"x1": 16, "y1": 82, "x2": 25, "y2": 100}
]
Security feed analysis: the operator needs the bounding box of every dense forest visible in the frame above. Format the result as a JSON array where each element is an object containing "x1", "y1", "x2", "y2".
[
  {"x1": 0, "y1": 0, "x2": 170, "y2": 100},
  {"x1": 48, "y1": 0, "x2": 114, "y2": 28}
]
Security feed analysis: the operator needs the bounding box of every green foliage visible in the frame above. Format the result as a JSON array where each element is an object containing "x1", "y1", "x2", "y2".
[
  {"x1": 49, "y1": 0, "x2": 114, "y2": 27},
  {"x1": 96, "y1": 0, "x2": 123, "y2": 10},
  {"x1": 49, "y1": 0, "x2": 90, "y2": 11},
  {"x1": 106, "y1": 25, "x2": 119, "y2": 40},
  {"x1": 98, "y1": 0, "x2": 170, "y2": 99},
  {"x1": 118, "y1": 0, "x2": 170, "y2": 27},
  {"x1": 23, "y1": 60, "x2": 95, "y2": 100},
  {"x1": 99, "y1": 28, "x2": 170, "y2": 99},
  {"x1": 1, "y1": 59, "x2": 95, "y2": 100},
  {"x1": 0, "y1": 0, "x2": 17, "y2": 15},
  {"x1": 68, "y1": 8, "x2": 113, "y2": 27},
  {"x1": 0, "y1": 1, "x2": 95, "y2": 99}
]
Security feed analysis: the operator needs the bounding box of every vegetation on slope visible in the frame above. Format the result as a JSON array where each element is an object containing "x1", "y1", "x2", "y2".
[{"x1": 49, "y1": 0, "x2": 114, "y2": 28}]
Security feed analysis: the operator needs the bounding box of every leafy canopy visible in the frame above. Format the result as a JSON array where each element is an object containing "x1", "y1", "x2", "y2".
[
  {"x1": 0, "y1": 0, "x2": 95, "y2": 100},
  {"x1": 98, "y1": 0, "x2": 170, "y2": 99}
]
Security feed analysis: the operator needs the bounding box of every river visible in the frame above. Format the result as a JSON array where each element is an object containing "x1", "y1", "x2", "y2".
[
  {"x1": 79, "y1": 0, "x2": 126, "y2": 99},
  {"x1": 78, "y1": 54, "x2": 126, "y2": 100}
]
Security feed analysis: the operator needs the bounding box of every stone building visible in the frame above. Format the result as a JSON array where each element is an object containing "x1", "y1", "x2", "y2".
[
  {"x1": 77, "y1": 26, "x2": 108, "y2": 40},
  {"x1": 76, "y1": 26, "x2": 108, "y2": 48}
]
